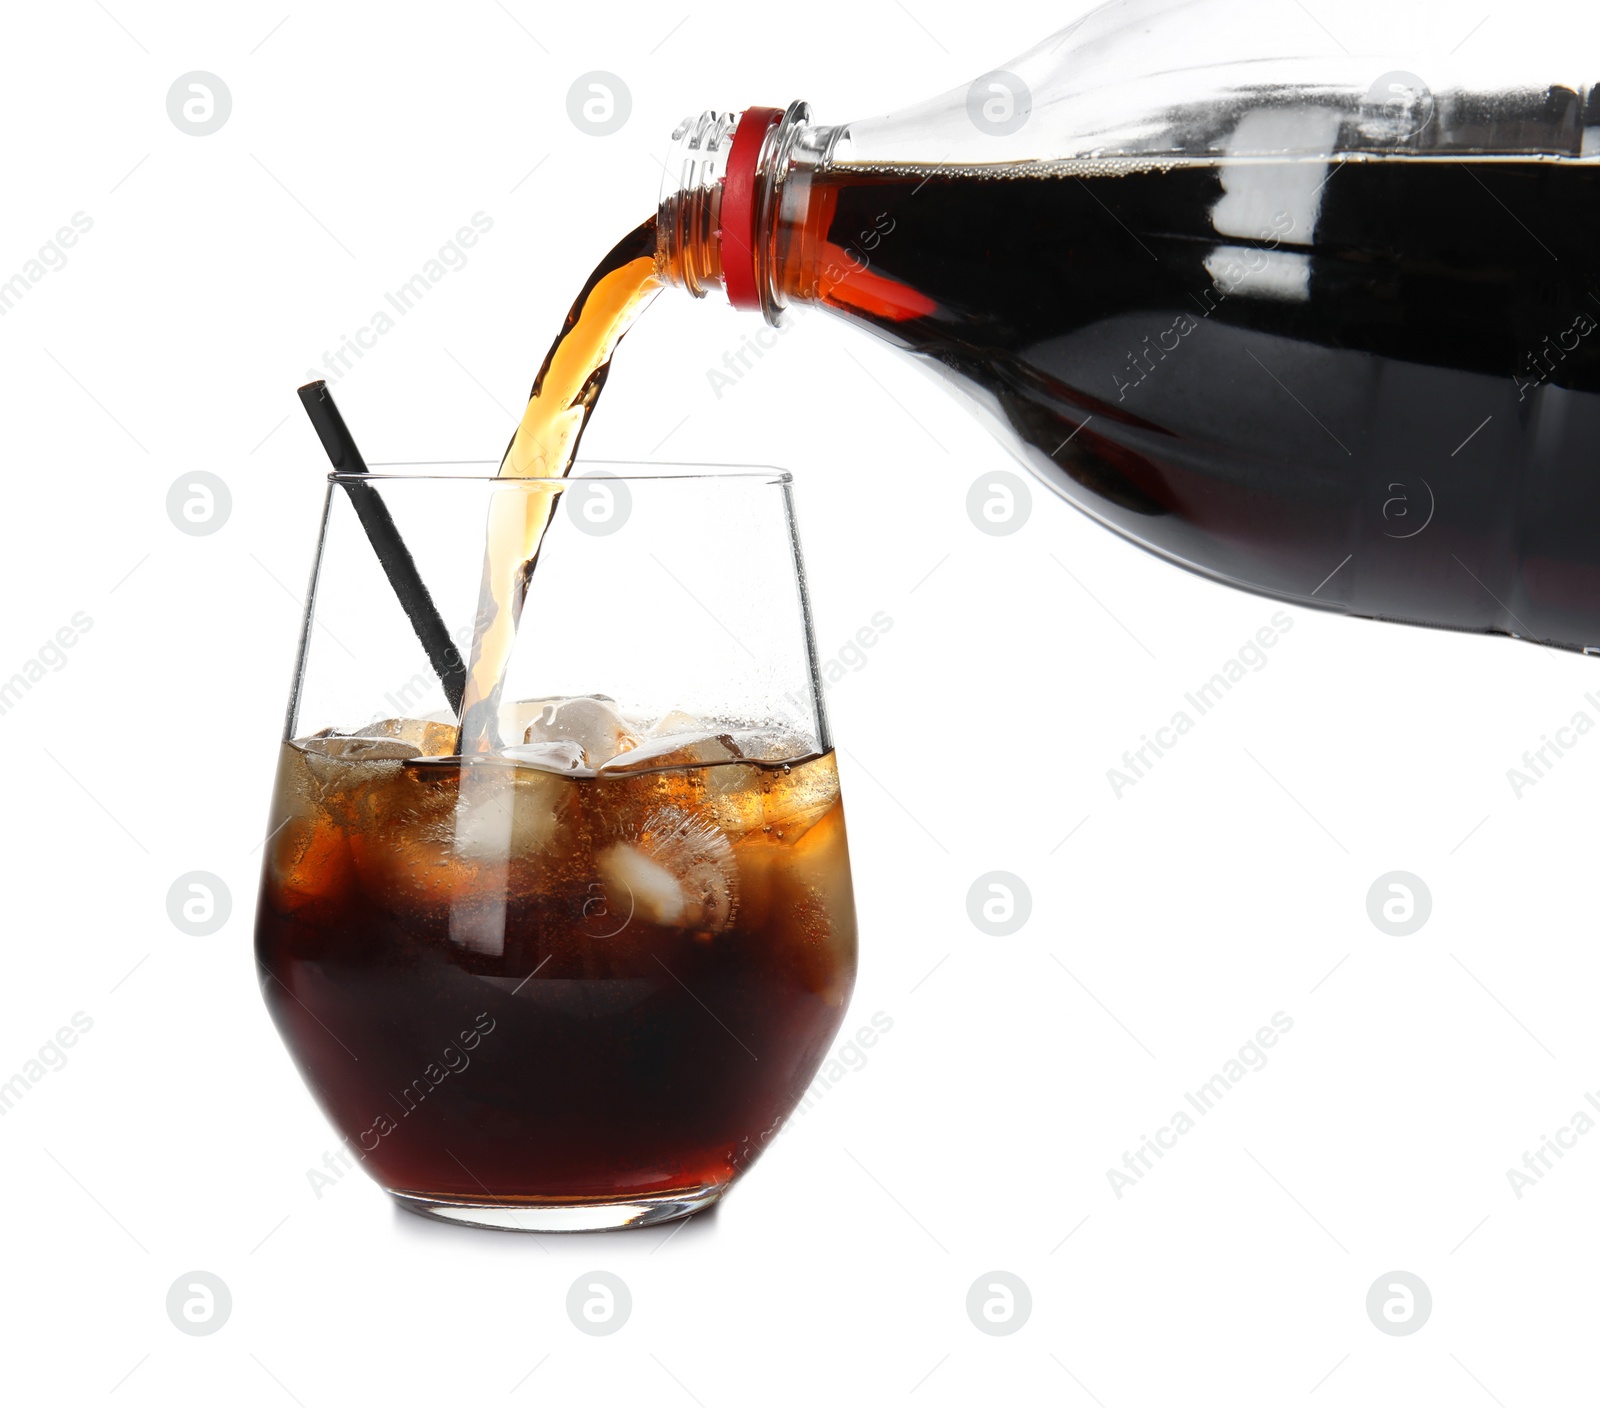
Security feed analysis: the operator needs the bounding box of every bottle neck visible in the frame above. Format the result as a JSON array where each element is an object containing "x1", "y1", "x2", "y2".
[{"x1": 657, "y1": 102, "x2": 839, "y2": 326}]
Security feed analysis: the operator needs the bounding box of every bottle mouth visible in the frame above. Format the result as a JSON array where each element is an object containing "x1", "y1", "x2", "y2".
[{"x1": 656, "y1": 110, "x2": 739, "y2": 300}]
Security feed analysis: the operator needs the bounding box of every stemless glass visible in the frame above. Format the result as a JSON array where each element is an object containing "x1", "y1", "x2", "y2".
[{"x1": 254, "y1": 463, "x2": 857, "y2": 1231}]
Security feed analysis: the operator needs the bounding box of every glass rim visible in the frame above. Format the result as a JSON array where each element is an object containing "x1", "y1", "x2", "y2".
[{"x1": 336, "y1": 459, "x2": 793, "y2": 484}]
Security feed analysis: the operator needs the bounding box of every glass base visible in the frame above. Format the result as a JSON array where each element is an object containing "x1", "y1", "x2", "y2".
[{"x1": 390, "y1": 1181, "x2": 728, "y2": 1233}]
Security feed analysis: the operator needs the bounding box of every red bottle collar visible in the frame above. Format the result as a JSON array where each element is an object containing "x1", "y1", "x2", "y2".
[{"x1": 720, "y1": 106, "x2": 784, "y2": 311}]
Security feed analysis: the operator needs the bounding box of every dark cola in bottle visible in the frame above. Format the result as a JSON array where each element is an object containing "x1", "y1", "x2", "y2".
[{"x1": 655, "y1": 0, "x2": 1600, "y2": 652}]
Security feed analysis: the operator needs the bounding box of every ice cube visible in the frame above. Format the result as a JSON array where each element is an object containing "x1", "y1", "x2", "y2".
[
  {"x1": 357, "y1": 717, "x2": 458, "y2": 757},
  {"x1": 595, "y1": 806, "x2": 737, "y2": 932},
  {"x1": 726, "y1": 727, "x2": 814, "y2": 763},
  {"x1": 294, "y1": 734, "x2": 421, "y2": 810},
  {"x1": 597, "y1": 731, "x2": 739, "y2": 775},
  {"x1": 760, "y1": 750, "x2": 840, "y2": 842},
  {"x1": 650, "y1": 709, "x2": 706, "y2": 737},
  {"x1": 451, "y1": 767, "x2": 516, "y2": 865},
  {"x1": 501, "y1": 739, "x2": 593, "y2": 774},
  {"x1": 524, "y1": 696, "x2": 638, "y2": 766},
  {"x1": 597, "y1": 843, "x2": 686, "y2": 927},
  {"x1": 785, "y1": 799, "x2": 856, "y2": 1004},
  {"x1": 451, "y1": 762, "x2": 564, "y2": 862},
  {"x1": 333, "y1": 749, "x2": 470, "y2": 917},
  {"x1": 266, "y1": 745, "x2": 357, "y2": 908},
  {"x1": 699, "y1": 763, "x2": 767, "y2": 838},
  {"x1": 305, "y1": 736, "x2": 422, "y2": 762}
]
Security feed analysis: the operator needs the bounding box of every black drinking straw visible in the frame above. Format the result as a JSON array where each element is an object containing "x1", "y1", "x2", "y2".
[{"x1": 296, "y1": 380, "x2": 467, "y2": 715}]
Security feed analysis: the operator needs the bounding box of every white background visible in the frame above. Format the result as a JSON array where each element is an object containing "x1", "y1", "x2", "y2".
[{"x1": 2, "y1": 2, "x2": 1597, "y2": 1404}]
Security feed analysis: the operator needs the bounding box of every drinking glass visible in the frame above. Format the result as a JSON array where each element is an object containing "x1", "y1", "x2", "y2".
[{"x1": 254, "y1": 463, "x2": 857, "y2": 1231}]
